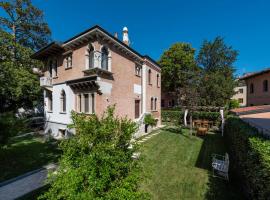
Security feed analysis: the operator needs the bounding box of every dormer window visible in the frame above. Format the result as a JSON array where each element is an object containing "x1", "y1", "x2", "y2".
[
  {"x1": 101, "y1": 46, "x2": 109, "y2": 70},
  {"x1": 135, "y1": 64, "x2": 141, "y2": 76},
  {"x1": 65, "y1": 54, "x2": 72, "y2": 69}
]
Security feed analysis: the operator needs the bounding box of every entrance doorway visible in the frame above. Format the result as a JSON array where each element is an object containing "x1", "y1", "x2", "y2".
[{"x1": 135, "y1": 100, "x2": 140, "y2": 118}]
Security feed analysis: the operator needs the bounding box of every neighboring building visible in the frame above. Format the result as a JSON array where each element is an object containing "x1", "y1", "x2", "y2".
[
  {"x1": 32, "y1": 25, "x2": 161, "y2": 138},
  {"x1": 231, "y1": 80, "x2": 247, "y2": 107},
  {"x1": 161, "y1": 92, "x2": 178, "y2": 109},
  {"x1": 240, "y1": 68, "x2": 270, "y2": 106}
]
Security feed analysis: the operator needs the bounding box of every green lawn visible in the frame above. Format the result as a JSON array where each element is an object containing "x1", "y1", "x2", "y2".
[
  {"x1": 0, "y1": 134, "x2": 61, "y2": 182},
  {"x1": 139, "y1": 127, "x2": 243, "y2": 200}
]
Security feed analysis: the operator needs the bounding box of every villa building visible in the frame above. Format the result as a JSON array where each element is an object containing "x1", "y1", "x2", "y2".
[
  {"x1": 241, "y1": 69, "x2": 270, "y2": 106},
  {"x1": 231, "y1": 79, "x2": 247, "y2": 107},
  {"x1": 32, "y1": 25, "x2": 161, "y2": 138}
]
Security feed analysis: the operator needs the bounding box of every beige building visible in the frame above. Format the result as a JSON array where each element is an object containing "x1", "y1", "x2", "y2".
[
  {"x1": 32, "y1": 25, "x2": 161, "y2": 138},
  {"x1": 231, "y1": 80, "x2": 247, "y2": 107}
]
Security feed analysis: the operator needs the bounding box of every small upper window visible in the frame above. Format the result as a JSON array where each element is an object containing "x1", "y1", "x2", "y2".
[
  {"x1": 250, "y1": 83, "x2": 254, "y2": 94},
  {"x1": 88, "y1": 44, "x2": 94, "y2": 69},
  {"x1": 148, "y1": 69, "x2": 152, "y2": 85},
  {"x1": 239, "y1": 88, "x2": 243, "y2": 94},
  {"x1": 157, "y1": 74, "x2": 160, "y2": 87},
  {"x1": 135, "y1": 64, "x2": 141, "y2": 76},
  {"x1": 65, "y1": 54, "x2": 72, "y2": 69},
  {"x1": 101, "y1": 46, "x2": 109, "y2": 70},
  {"x1": 263, "y1": 80, "x2": 268, "y2": 92}
]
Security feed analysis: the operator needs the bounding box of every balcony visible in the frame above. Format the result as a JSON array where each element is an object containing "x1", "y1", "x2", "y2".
[{"x1": 40, "y1": 77, "x2": 52, "y2": 87}]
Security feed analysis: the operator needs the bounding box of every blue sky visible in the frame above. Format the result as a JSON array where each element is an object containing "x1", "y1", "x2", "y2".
[{"x1": 2, "y1": 0, "x2": 270, "y2": 76}]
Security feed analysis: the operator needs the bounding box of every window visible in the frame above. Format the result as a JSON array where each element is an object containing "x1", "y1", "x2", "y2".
[
  {"x1": 250, "y1": 83, "x2": 254, "y2": 94},
  {"x1": 101, "y1": 46, "x2": 109, "y2": 70},
  {"x1": 88, "y1": 44, "x2": 94, "y2": 69},
  {"x1": 151, "y1": 97, "x2": 154, "y2": 110},
  {"x1": 239, "y1": 88, "x2": 243, "y2": 93},
  {"x1": 77, "y1": 93, "x2": 95, "y2": 114},
  {"x1": 157, "y1": 74, "x2": 160, "y2": 87},
  {"x1": 47, "y1": 91, "x2": 53, "y2": 112},
  {"x1": 263, "y1": 80, "x2": 268, "y2": 92},
  {"x1": 65, "y1": 54, "x2": 72, "y2": 69},
  {"x1": 238, "y1": 98, "x2": 243, "y2": 103},
  {"x1": 172, "y1": 99, "x2": 175, "y2": 107},
  {"x1": 60, "y1": 90, "x2": 66, "y2": 113},
  {"x1": 135, "y1": 64, "x2": 141, "y2": 76},
  {"x1": 148, "y1": 69, "x2": 152, "y2": 85},
  {"x1": 154, "y1": 98, "x2": 157, "y2": 110},
  {"x1": 84, "y1": 94, "x2": 89, "y2": 113}
]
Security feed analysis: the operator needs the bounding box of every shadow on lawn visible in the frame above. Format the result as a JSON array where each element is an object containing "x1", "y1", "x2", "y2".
[
  {"x1": 161, "y1": 126, "x2": 183, "y2": 134},
  {"x1": 195, "y1": 132, "x2": 244, "y2": 200}
]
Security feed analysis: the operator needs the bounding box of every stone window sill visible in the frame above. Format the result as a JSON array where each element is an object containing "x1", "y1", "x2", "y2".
[
  {"x1": 65, "y1": 67, "x2": 72, "y2": 70},
  {"x1": 59, "y1": 112, "x2": 67, "y2": 114}
]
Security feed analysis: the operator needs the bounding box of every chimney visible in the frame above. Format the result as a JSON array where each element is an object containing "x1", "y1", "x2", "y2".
[
  {"x1": 114, "y1": 32, "x2": 118, "y2": 39},
  {"x1": 122, "y1": 27, "x2": 129, "y2": 46}
]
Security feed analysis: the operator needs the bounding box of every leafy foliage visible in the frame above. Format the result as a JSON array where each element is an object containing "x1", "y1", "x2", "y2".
[
  {"x1": 40, "y1": 106, "x2": 149, "y2": 200},
  {"x1": 161, "y1": 110, "x2": 221, "y2": 125},
  {"x1": 144, "y1": 114, "x2": 157, "y2": 126},
  {"x1": 229, "y1": 99, "x2": 240, "y2": 109},
  {"x1": 0, "y1": 30, "x2": 42, "y2": 112},
  {"x1": 197, "y1": 37, "x2": 238, "y2": 106},
  {"x1": 159, "y1": 43, "x2": 201, "y2": 109},
  {"x1": 225, "y1": 116, "x2": 270, "y2": 199},
  {"x1": 0, "y1": 0, "x2": 51, "y2": 50},
  {"x1": 0, "y1": 112, "x2": 29, "y2": 147}
]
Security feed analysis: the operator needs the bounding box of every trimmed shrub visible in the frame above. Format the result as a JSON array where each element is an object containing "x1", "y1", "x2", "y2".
[
  {"x1": 161, "y1": 110, "x2": 221, "y2": 125},
  {"x1": 39, "y1": 106, "x2": 149, "y2": 200},
  {"x1": 144, "y1": 114, "x2": 157, "y2": 126},
  {"x1": 225, "y1": 116, "x2": 270, "y2": 199}
]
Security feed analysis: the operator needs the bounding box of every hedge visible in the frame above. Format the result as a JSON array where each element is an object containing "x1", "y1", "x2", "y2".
[
  {"x1": 225, "y1": 116, "x2": 270, "y2": 199},
  {"x1": 161, "y1": 110, "x2": 221, "y2": 125}
]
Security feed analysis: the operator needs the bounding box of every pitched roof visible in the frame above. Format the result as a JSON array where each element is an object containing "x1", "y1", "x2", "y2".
[
  {"x1": 240, "y1": 68, "x2": 270, "y2": 80},
  {"x1": 32, "y1": 25, "x2": 160, "y2": 68}
]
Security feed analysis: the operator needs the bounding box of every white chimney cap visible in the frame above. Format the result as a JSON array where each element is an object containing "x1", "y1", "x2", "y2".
[{"x1": 123, "y1": 27, "x2": 128, "y2": 32}]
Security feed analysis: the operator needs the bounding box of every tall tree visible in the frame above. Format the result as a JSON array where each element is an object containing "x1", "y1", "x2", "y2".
[
  {"x1": 0, "y1": 30, "x2": 42, "y2": 112},
  {"x1": 197, "y1": 37, "x2": 238, "y2": 107},
  {"x1": 0, "y1": 0, "x2": 51, "y2": 50},
  {"x1": 159, "y1": 43, "x2": 200, "y2": 107}
]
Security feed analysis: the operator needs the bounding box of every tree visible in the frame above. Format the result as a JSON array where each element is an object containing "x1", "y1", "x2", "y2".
[
  {"x1": 0, "y1": 0, "x2": 51, "y2": 50},
  {"x1": 159, "y1": 43, "x2": 200, "y2": 106},
  {"x1": 197, "y1": 37, "x2": 238, "y2": 107},
  {"x1": 0, "y1": 30, "x2": 42, "y2": 112},
  {"x1": 40, "y1": 106, "x2": 149, "y2": 200}
]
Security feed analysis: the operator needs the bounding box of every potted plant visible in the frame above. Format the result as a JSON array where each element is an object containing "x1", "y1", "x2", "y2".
[{"x1": 144, "y1": 114, "x2": 157, "y2": 133}]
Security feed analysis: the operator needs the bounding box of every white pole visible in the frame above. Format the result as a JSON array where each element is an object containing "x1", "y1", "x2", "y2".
[
  {"x1": 184, "y1": 109, "x2": 188, "y2": 127},
  {"x1": 220, "y1": 108, "x2": 224, "y2": 136}
]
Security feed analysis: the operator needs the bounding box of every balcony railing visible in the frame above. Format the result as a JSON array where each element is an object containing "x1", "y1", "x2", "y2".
[{"x1": 40, "y1": 77, "x2": 52, "y2": 87}]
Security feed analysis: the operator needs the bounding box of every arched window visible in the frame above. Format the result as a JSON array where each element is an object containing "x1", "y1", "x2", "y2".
[
  {"x1": 148, "y1": 69, "x2": 152, "y2": 84},
  {"x1": 154, "y1": 98, "x2": 157, "y2": 110},
  {"x1": 101, "y1": 46, "x2": 109, "y2": 70},
  {"x1": 60, "y1": 90, "x2": 66, "y2": 113},
  {"x1": 250, "y1": 83, "x2": 254, "y2": 94},
  {"x1": 157, "y1": 74, "x2": 160, "y2": 87},
  {"x1": 263, "y1": 80, "x2": 268, "y2": 92},
  {"x1": 88, "y1": 44, "x2": 94, "y2": 68}
]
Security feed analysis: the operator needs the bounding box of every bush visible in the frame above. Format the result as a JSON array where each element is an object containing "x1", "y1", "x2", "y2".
[
  {"x1": 228, "y1": 99, "x2": 240, "y2": 109},
  {"x1": 161, "y1": 110, "x2": 221, "y2": 125},
  {"x1": 39, "y1": 106, "x2": 149, "y2": 200},
  {"x1": 225, "y1": 116, "x2": 270, "y2": 199},
  {"x1": 0, "y1": 112, "x2": 29, "y2": 147},
  {"x1": 144, "y1": 114, "x2": 157, "y2": 126}
]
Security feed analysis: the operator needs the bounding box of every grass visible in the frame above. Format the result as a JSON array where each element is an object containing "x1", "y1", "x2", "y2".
[
  {"x1": 0, "y1": 134, "x2": 61, "y2": 182},
  {"x1": 139, "y1": 126, "x2": 244, "y2": 200}
]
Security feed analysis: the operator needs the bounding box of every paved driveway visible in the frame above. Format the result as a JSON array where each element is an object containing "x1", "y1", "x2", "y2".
[{"x1": 240, "y1": 112, "x2": 270, "y2": 134}]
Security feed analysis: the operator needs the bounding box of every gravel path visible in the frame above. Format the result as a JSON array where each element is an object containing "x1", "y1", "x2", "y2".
[{"x1": 0, "y1": 163, "x2": 57, "y2": 200}]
